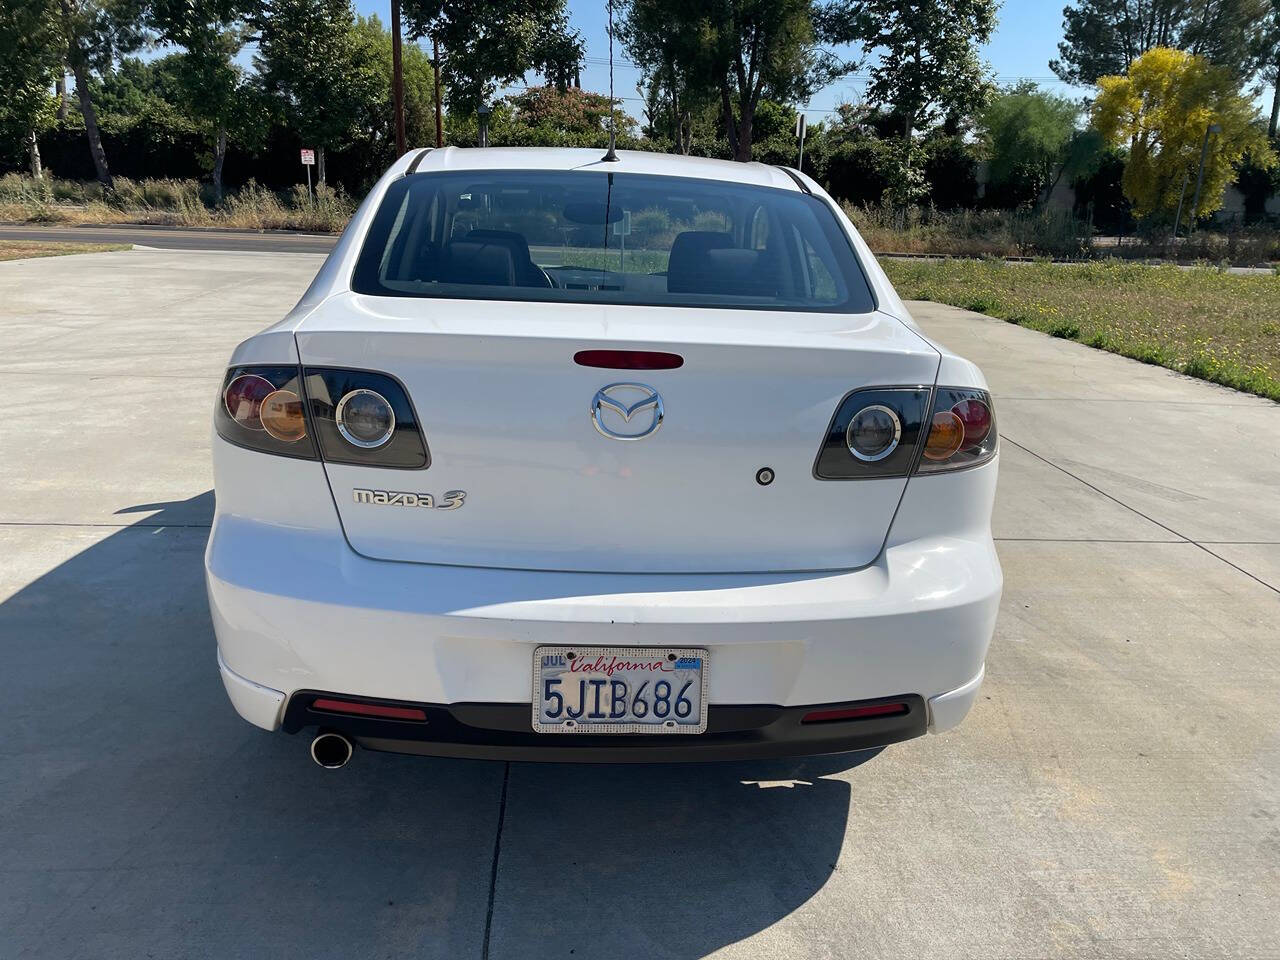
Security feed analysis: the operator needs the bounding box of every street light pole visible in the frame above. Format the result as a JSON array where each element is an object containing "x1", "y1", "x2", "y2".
[
  {"x1": 390, "y1": 0, "x2": 406, "y2": 156},
  {"x1": 1188, "y1": 122, "x2": 1222, "y2": 234}
]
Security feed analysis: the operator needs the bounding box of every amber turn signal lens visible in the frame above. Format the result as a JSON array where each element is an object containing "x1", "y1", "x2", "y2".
[
  {"x1": 260, "y1": 389, "x2": 307, "y2": 442},
  {"x1": 923, "y1": 410, "x2": 965, "y2": 461}
]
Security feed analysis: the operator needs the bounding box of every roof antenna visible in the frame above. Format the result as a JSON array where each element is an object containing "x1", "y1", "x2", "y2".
[{"x1": 602, "y1": 0, "x2": 619, "y2": 162}]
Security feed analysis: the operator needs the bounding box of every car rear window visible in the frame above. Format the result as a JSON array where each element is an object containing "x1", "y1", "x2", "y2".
[{"x1": 351, "y1": 170, "x2": 876, "y2": 313}]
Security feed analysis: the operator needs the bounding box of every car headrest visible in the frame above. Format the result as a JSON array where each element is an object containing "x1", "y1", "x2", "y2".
[
  {"x1": 444, "y1": 240, "x2": 516, "y2": 286},
  {"x1": 667, "y1": 231, "x2": 776, "y2": 297},
  {"x1": 666, "y1": 231, "x2": 734, "y2": 294},
  {"x1": 465, "y1": 229, "x2": 533, "y2": 261}
]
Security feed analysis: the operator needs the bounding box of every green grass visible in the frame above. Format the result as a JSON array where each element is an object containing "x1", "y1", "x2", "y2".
[
  {"x1": 881, "y1": 257, "x2": 1280, "y2": 402},
  {"x1": 0, "y1": 240, "x2": 131, "y2": 261}
]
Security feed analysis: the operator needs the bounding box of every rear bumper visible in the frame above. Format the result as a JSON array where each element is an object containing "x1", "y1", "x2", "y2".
[
  {"x1": 207, "y1": 445, "x2": 1001, "y2": 758},
  {"x1": 279, "y1": 689, "x2": 930, "y2": 762}
]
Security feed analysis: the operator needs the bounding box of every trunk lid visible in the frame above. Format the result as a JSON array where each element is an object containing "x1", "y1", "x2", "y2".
[{"x1": 295, "y1": 295, "x2": 939, "y2": 573}]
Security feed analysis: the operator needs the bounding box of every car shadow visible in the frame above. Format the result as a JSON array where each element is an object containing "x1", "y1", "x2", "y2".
[{"x1": 2, "y1": 492, "x2": 877, "y2": 959}]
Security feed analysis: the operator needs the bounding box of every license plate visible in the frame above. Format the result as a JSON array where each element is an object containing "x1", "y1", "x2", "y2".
[{"x1": 532, "y1": 646, "x2": 709, "y2": 734}]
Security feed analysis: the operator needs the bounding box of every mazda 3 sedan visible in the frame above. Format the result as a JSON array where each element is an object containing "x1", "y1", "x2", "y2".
[{"x1": 206, "y1": 147, "x2": 1001, "y2": 767}]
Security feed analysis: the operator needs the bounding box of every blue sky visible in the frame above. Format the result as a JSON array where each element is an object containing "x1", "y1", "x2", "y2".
[{"x1": 351, "y1": 0, "x2": 1093, "y2": 120}]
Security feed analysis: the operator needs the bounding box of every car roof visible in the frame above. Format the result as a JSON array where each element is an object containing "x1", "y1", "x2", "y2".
[{"x1": 407, "y1": 146, "x2": 804, "y2": 192}]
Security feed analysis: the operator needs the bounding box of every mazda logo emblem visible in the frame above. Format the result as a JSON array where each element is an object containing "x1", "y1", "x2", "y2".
[{"x1": 590, "y1": 382, "x2": 664, "y2": 441}]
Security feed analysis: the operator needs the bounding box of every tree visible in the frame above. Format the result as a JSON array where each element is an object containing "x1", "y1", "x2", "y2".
[
  {"x1": 354, "y1": 15, "x2": 439, "y2": 160},
  {"x1": 400, "y1": 0, "x2": 582, "y2": 112},
  {"x1": 979, "y1": 82, "x2": 1084, "y2": 206},
  {"x1": 1263, "y1": 0, "x2": 1280, "y2": 138},
  {"x1": 0, "y1": 0, "x2": 62, "y2": 177},
  {"x1": 822, "y1": 0, "x2": 997, "y2": 143},
  {"x1": 620, "y1": 0, "x2": 844, "y2": 162},
  {"x1": 149, "y1": 0, "x2": 262, "y2": 202},
  {"x1": 1051, "y1": 0, "x2": 1272, "y2": 86},
  {"x1": 254, "y1": 0, "x2": 383, "y2": 184},
  {"x1": 1091, "y1": 46, "x2": 1276, "y2": 222},
  {"x1": 46, "y1": 0, "x2": 148, "y2": 188}
]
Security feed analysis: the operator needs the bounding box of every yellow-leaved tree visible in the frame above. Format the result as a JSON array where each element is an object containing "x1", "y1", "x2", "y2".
[{"x1": 1091, "y1": 47, "x2": 1275, "y2": 224}]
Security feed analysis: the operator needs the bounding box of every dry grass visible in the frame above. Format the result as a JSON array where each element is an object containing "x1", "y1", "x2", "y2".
[
  {"x1": 882, "y1": 257, "x2": 1280, "y2": 401},
  {"x1": 0, "y1": 240, "x2": 131, "y2": 261},
  {"x1": 0, "y1": 174, "x2": 355, "y2": 233}
]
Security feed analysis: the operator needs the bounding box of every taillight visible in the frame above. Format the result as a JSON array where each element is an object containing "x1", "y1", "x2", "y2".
[
  {"x1": 303, "y1": 369, "x2": 429, "y2": 469},
  {"x1": 813, "y1": 387, "x2": 931, "y2": 479},
  {"x1": 917, "y1": 388, "x2": 997, "y2": 472},
  {"x1": 214, "y1": 365, "x2": 429, "y2": 468},
  {"x1": 215, "y1": 366, "x2": 318, "y2": 459},
  {"x1": 814, "y1": 386, "x2": 996, "y2": 479}
]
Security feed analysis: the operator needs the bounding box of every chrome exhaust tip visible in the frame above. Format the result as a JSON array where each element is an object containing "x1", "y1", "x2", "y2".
[{"x1": 310, "y1": 731, "x2": 353, "y2": 769}]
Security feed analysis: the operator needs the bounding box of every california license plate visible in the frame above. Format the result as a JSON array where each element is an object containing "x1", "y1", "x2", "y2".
[{"x1": 532, "y1": 646, "x2": 709, "y2": 734}]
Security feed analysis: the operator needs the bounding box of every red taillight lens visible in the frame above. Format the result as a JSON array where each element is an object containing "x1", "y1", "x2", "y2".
[
  {"x1": 952, "y1": 397, "x2": 992, "y2": 446},
  {"x1": 310, "y1": 698, "x2": 428, "y2": 722},
  {"x1": 801, "y1": 702, "x2": 909, "y2": 724},
  {"x1": 223, "y1": 374, "x2": 275, "y2": 430}
]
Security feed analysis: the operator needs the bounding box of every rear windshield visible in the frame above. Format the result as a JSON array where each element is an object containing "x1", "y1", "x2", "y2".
[{"x1": 351, "y1": 170, "x2": 876, "y2": 313}]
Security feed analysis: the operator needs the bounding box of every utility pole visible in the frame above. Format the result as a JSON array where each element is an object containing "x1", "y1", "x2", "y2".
[
  {"x1": 432, "y1": 36, "x2": 444, "y2": 148},
  {"x1": 1188, "y1": 123, "x2": 1222, "y2": 234},
  {"x1": 391, "y1": 0, "x2": 406, "y2": 155}
]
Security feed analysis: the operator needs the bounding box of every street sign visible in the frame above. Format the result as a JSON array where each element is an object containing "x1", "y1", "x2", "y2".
[
  {"x1": 300, "y1": 149, "x2": 315, "y2": 166},
  {"x1": 794, "y1": 115, "x2": 806, "y2": 139}
]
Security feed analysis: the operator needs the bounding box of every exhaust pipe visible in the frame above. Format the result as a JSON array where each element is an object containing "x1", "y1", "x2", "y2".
[{"x1": 310, "y1": 731, "x2": 353, "y2": 769}]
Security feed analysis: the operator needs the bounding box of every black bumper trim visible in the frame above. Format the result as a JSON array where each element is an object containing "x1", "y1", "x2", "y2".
[{"x1": 281, "y1": 691, "x2": 928, "y2": 763}]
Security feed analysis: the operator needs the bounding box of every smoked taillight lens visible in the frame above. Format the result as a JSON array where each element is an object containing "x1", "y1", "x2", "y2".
[
  {"x1": 215, "y1": 366, "x2": 318, "y2": 459},
  {"x1": 813, "y1": 387, "x2": 932, "y2": 479},
  {"x1": 917, "y1": 388, "x2": 997, "y2": 472},
  {"x1": 303, "y1": 368, "x2": 429, "y2": 469}
]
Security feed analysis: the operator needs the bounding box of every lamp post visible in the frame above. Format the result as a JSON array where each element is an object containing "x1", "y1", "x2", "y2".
[
  {"x1": 390, "y1": 0, "x2": 406, "y2": 156},
  {"x1": 1188, "y1": 122, "x2": 1222, "y2": 234},
  {"x1": 477, "y1": 105, "x2": 490, "y2": 147}
]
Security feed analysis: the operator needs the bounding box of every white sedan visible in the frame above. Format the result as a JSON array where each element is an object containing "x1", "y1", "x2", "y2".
[{"x1": 206, "y1": 147, "x2": 1001, "y2": 767}]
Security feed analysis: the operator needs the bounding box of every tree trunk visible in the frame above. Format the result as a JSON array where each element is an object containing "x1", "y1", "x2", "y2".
[
  {"x1": 61, "y1": 0, "x2": 112, "y2": 190},
  {"x1": 212, "y1": 127, "x2": 227, "y2": 204},
  {"x1": 719, "y1": 83, "x2": 739, "y2": 160},
  {"x1": 734, "y1": 107, "x2": 753, "y2": 162},
  {"x1": 28, "y1": 131, "x2": 43, "y2": 179},
  {"x1": 317, "y1": 146, "x2": 326, "y2": 186},
  {"x1": 56, "y1": 75, "x2": 68, "y2": 122},
  {"x1": 69, "y1": 58, "x2": 112, "y2": 190},
  {"x1": 1269, "y1": 65, "x2": 1279, "y2": 140}
]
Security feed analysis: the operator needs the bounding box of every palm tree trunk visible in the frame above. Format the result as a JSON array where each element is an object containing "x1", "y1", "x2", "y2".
[{"x1": 316, "y1": 146, "x2": 326, "y2": 186}]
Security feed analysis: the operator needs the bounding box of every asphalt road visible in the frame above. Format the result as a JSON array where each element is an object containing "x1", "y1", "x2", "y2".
[
  {"x1": 0, "y1": 222, "x2": 338, "y2": 253},
  {"x1": 2, "y1": 247, "x2": 1278, "y2": 959}
]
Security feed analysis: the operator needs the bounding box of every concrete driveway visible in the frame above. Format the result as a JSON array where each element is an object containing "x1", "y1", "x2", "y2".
[{"x1": 2, "y1": 247, "x2": 1277, "y2": 959}]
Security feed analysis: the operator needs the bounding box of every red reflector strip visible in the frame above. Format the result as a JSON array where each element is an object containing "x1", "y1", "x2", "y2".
[
  {"x1": 574, "y1": 349, "x2": 684, "y2": 370},
  {"x1": 311, "y1": 698, "x2": 427, "y2": 722},
  {"x1": 801, "y1": 702, "x2": 909, "y2": 724}
]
